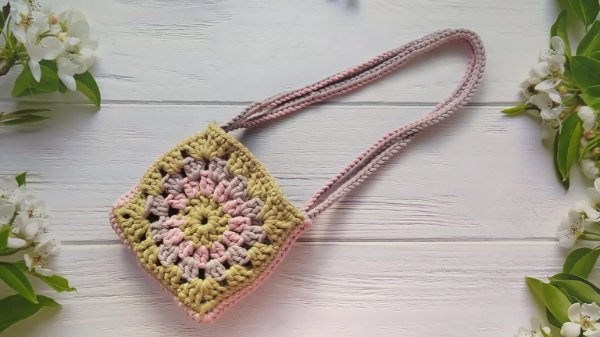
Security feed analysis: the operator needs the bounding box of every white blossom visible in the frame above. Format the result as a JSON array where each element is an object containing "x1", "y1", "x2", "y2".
[
  {"x1": 0, "y1": 176, "x2": 23, "y2": 204},
  {"x1": 0, "y1": 201, "x2": 15, "y2": 225},
  {"x1": 582, "y1": 159, "x2": 600, "y2": 180},
  {"x1": 524, "y1": 36, "x2": 566, "y2": 111},
  {"x1": 9, "y1": 0, "x2": 35, "y2": 43},
  {"x1": 579, "y1": 106, "x2": 597, "y2": 131},
  {"x1": 12, "y1": 195, "x2": 47, "y2": 240},
  {"x1": 54, "y1": 10, "x2": 97, "y2": 91},
  {"x1": 529, "y1": 93, "x2": 562, "y2": 121},
  {"x1": 515, "y1": 318, "x2": 551, "y2": 337},
  {"x1": 7, "y1": 237, "x2": 26, "y2": 249},
  {"x1": 558, "y1": 209, "x2": 590, "y2": 247},
  {"x1": 521, "y1": 77, "x2": 542, "y2": 98},
  {"x1": 561, "y1": 302, "x2": 600, "y2": 337},
  {"x1": 24, "y1": 235, "x2": 60, "y2": 276},
  {"x1": 573, "y1": 200, "x2": 600, "y2": 222}
]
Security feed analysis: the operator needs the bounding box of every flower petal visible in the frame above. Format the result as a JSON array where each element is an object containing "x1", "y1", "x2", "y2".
[
  {"x1": 551, "y1": 36, "x2": 566, "y2": 55},
  {"x1": 582, "y1": 302, "x2": 600, "y2": 321},
  {"x1": 562, "y1": 322, "x2": 582, "y2": 337},
  {"x1": 7, "y1": 237, "x2": 27, "y2": 249},
  {"x1": 29, "y1": 59, "x2": 42, "y2": 82},
  {"x1": 58, "y1": 73, "x2": 76, "y2": 91},
  {"x1": 584, "y1": 328, "x2": 600, "y2": 337},
  {"x1": 569, "y1": 303, "x2": 582, "y2": 323},
  {"x1": 579, "y1": 106, "x2": 597, "y2": 130}
]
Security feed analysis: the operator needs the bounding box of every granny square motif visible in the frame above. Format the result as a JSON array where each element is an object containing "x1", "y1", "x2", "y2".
[
  {"x1": 110, "y1": 122, "x2": 311, "y2": 323},
  {"x1": 109, "y1": 29, "x2": 485, "y2": 324}
]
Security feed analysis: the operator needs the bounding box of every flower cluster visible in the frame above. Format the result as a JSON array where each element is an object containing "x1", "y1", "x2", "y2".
[
  {"x1": 561, "y1": 303, "x2": 600, "y2": 337},
  {"x1": 521, "y1": 36, "x2": 567, "y2": 125},
  {"x1": 503, "y1": 10, "x2": 600, "y2": 186},
  {"x1": 0, "y1": 173, "x2": 59, "y2": 275},
  {"x1": 0, "y1": 0, "x2": 100, "y2": 106},
  {"x1": 509, "y1": 3, "x2": 600, "y2": 337},
  {"x1": 0, "y1": 172, "x2": 74, "y2": 333},
  {"x1": 557, "y1": 184, "x2": 600, "y2": 248}
]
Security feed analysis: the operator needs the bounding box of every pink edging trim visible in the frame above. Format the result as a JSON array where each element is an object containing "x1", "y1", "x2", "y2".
[{"x1": 109, "y1": 186, "x2": 312, "y2": 324}]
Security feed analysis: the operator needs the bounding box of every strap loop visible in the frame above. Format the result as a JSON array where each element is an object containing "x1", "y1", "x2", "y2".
[{"x1": 221, "y1": 28, "x2": 486, "y2": 219}]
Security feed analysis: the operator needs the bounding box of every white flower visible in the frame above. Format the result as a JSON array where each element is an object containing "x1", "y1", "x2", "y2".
[
  {"x1": 579, "y1": 106, "x2": 597, "y2": 131},
  {"x1": 12, "y1": 195, "x2": 47, "y2": 240},
  {"x1": 535, "y1": 79, "x2": 562, "y2": 103},
  {"x1": 7, "y1": 237, "x2": 26, "y2": 249},
  {"x1": 521, "y1": 77, "x2": 542, "y2": 98},
  {"x1": 0, "y1": 176, "x2": 23, "y2": 204},
  {"x1": 589, "y1": 186, "x2": 600, "y2": 207},
  {"x1": 515, "y1": 317, "x2": 551, "y2": 337},
  {"x1": 524, "y1": 36, "x2": 566, "y2": 104},
  {"x1": 9, "y1": 0, "x2": 35, "y2": 43},
  {"x1": 583, "y1": 159, "x2": 600, "y2": 180},
  {"x1": 54, "y1": 10, "x2": 98, "y2": 91},
  {"x1": 573, "y1": 200, "x2": 600, "y2": 222},
  {"x1": 561, "y1": 302, "x2": 600, "y2": 337},
  {"x1": 558, "y1": 210, "x2": 589, "y2": 247},
  {"x1": 22, "y1": 18, "x2": 64, "y2": 82},
  {"x1": 24, "y1": 235, "x2": 60, "y2": 276},
  {"x1": 529, "y1": 93, "x2": 563, "y2": 121},
  {"x1": 0, "y1": 201, "x2": 15, "y2": 225}
]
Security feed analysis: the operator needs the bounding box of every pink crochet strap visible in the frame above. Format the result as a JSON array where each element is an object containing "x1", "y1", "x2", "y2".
[{"x1": 221, "y1": 28, "x2": 486, "y2": 220}]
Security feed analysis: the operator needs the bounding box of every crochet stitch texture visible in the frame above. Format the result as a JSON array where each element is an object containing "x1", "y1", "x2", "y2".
[
  {"x1": 110, "y1": 122, "x2": 310, "y2": 322},
  {"x1": 110, "y1": 28, "x2": 486, "y2": 324}
]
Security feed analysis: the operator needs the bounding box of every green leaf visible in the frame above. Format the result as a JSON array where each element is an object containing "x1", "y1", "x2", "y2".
[
  {"x1": 550, "y1": 273, "x2": 600, "y2": 293},
  {"x1": 0, "y1": 263, "x2": 37, "y2": 303},
  {"x1": 571, "y1": 249, "x2": 600, "y2": 278},
  {"x1": 546, "y1": 308, "x2": 562, "y2": 328},
  {"x1": 551, "y1": 10, "x2": 572, "y2": 56},
  {"x1": 564, "y1": 247, "x2": 593, "y2": 272},
  {"x1": 551, "y1": 279, "x2": 600, "y2": 303},
  {"x1": 0, "y1": 114, "x2": 49, "y2": 125},
  {"x1": 567, "y1": 0, "x2": 600, "y2": 26},
  {"x1": 12, "y1": 63, "x2": 60, "y2": 97},
  {"x1": 554, "y1": 131, "x2": 570, "y2": 189},
  {"x1": 74, "y1": 71, "x2": 101, "y2": 107},
  {"x1": 36, "y1": 274, "x2": 75, "y2": 292},
  {"x1": 501, "y1": 104, "x2": 532, "y2": 116},
  {"x1": 556, "y1": 113, "x2": 583, "y2": 182},
  {"x1": 15, "y1": 172, "x2": 26, "y2": 187},
  {"x1": 578, "y1": 21, "x2": 600, "y2": 57},
  {"x1": 0, "y1": 226, "x2": 10, "y2": 251},
  {"x1": 571, "y1": 56, "x2": 600, "y2": 90},
  {"x1": 526, "y1": 277, "x2": 572, "y2": 323},
  {"x1": 0, "y1": 4, "x2": 7, "y2": 34},
  {"x1": 4, "y1": 109, "x2": 51, "y2": 117},
  {"x1": 0, "y1": 294, "x2": 59, "y2": 334},
  {"x1": 13, "y1": 261, "x2": 76, "y2": 292},
  {"x1": 581, "y1": 85, "x2": 600, "y2": 110}
]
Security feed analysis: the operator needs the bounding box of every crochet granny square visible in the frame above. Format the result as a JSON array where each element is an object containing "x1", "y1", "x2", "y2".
[{"x1": 109, "y1": 122, "x2": 311, "y2": 323}]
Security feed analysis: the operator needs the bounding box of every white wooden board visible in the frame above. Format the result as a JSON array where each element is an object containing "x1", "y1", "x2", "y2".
[
  {"x1": 0, "y1": 0, "x2": 581, "y2": 335},
  {"x1": 0, "y1": 242, "x2": 566, "y2": 337}
]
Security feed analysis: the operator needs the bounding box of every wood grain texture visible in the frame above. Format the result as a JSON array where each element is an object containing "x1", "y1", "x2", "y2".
[
  {"x1": 0, "y1": 0, "x2": 577, "y2": 335},
  {"x1": 0, "y1": 0, "x2": 558, "y2": 103},
  {"x1": 0, "y1": 242, "x2": 564, "y2": 337},
  {"x1": 0, "y1": 103, "x2": 585, "y2": 242}
]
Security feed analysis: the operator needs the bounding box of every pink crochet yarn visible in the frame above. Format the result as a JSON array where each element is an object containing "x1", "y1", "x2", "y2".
[
  {"x1": 223, "y1": 28, "x2": 486, "y2": 219},
  {"x1": 111, "y1": 28, "x2": 486, "y2": 324}
]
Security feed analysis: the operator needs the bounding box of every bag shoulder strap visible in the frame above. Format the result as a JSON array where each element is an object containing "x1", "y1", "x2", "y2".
[{"x1": 221, "y1": 28, "x2": 486, "y2": 219}]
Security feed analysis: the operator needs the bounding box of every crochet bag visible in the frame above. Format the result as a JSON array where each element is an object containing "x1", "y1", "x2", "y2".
[{"x1": 109, "y1": 29, "x2": 486, "y2": 323}]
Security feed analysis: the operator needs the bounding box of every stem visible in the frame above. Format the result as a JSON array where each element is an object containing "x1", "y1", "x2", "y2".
[
  {"x1": 581, "y1": 234, "x2": 600, "y2": 241},
  {"x1": 0, "y1": 64, "x2": 10, "y2": 76}
]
